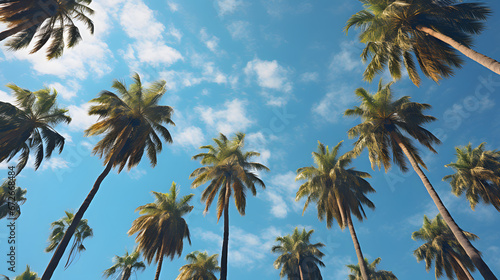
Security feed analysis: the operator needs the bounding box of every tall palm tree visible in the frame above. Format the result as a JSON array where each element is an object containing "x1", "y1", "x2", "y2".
[
  {"x1": 102, "y1": 249, "x2": 146, "y2": 280},
  {"x1": 190, "y1": 132, "x2": 269, "y2": 280},
  {"x1": 296, "y1": 141, "x2": 375, "y2": 280},
  {"x1": 347, "y1": 257, "x2": 398, "y2": 280},
  {"x1": 128, "y1": 182, "x2": 193, "y2": 280},
  {"x1": 345, "y1": 0, "x2": 499, "y2": 86},
  {"x1": 0, "y1": 84, "x2": 71, "y2": 173},
  {"x1": 271, "y1": 227, "x2": 325, "y2": 280},
  {"x1": 41, "y1": 73, "x2": 174, "y2": 280},
  {"x1": 176, "y1": 251, "x2": 220, "y2": 280},
  {"x1": 412, "y1": 214, "x2": 477, "y2": 280},
  {"x1": 0, "y1": 0, "x2": 94, "y2": 59},
  {"x1": 1, "y1": 265, "x2": 40, "y2": 280},
  {"x1": 444, "y1": 142, "x2": 500, "y2": 211},
  {"x1": 0, "y1": 179, "x2": 27, "y2": 220},
  {"x1": 45, "y1": 211, "x2": 93, "y2": 268},
  {"x1": 344, "y1": 80, "x2": 497, "y2": 279}
]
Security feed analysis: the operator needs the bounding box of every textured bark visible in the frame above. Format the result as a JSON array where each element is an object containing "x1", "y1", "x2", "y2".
[
  {"x1": 391, "y1": 132, "x2": 497, "y2": 280},
  {"x1": 41, "y1": 126, "x2": 132, "y2": 280},
  {"x1": 154, "y1": 246, "x2": 165, "y2": 280},
  {"x1": 346, "y1": 214, "x2": 370, "y2": 280},
  {"x1": 450, "y1": 252, "x2": 474, "y2": 280},
  {"x1": 417, "y1": 26, "x2": 500, "y2": 75},
  {"x1": 298, "y1": 261, "x2": 304, "y2": 280},
  {"x1": 220, "y1": 179, "x2": 231, "y2": 280}
]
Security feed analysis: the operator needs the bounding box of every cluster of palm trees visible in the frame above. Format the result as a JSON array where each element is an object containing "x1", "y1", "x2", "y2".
[{"x1": 1, "y1": 0, "x2": 500, "y2": 279}]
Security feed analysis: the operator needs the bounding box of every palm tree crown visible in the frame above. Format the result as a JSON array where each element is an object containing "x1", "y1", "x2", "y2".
[
  {"x1": 0, "y1": 179, "x2": 27, "y2": 220},
  {"x1": 0, "y1": 84, "x2": 71, "y2": 173},
  {"x1": 45, "y1": 211, "x2": 93, "y2": 268},
  {"x1": 128, "y1": 182, "x2": 193, "y2": 280},
  {"x1": 345, "y1": 0, "x2": 497, "y2": 86},
  {"x1": 0, "y1": 0, "x2": 95, "y2": 59},
  {"x1": 444, "y1": 142, "x2": 500, "y2": 211},
  {"x1": 412, "y1": 214, "x2": 477, "y2": 279},
  {"x1": 347, "y1": 257, "x2": 398, "y2": 280},
  {"x1": 271, "y1": 227, "x2": 325, "y2": 280},
  {"x1": 102, "y1": 249, "x2": 146, "y2": 280},
  {"x1": 176, "y1": 251, "x2": 220, "y2": 280}
]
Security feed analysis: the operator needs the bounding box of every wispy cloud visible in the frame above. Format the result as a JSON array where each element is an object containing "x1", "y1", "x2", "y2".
[
  {"x1": 217, "y1": 0, "x2": 243, "y2": 16},
  {"x1": 312, "y1": 86, "x2": 357, "y2": 123},
  {"x1": 196, "y1": 99, "x2": 254, "y2": 135}
]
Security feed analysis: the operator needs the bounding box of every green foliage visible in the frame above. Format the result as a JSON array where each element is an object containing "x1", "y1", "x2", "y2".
[
  {"x1": 45, "y1": 211, "x2": 93, "y2": 268},
  {"x1": 412, "y1": 214, "x2": 477, "y2": 279},
  {"x1": 85, "y1": 73, "x2": 174, "y2": 173},
  {"x1": 0, "y1": 84, "x2": 71, "y2": 173},
  {"x1": 102, "y1": 249, "x2": 146, "y2": 280},
  {"x1": 444, "y1": 142, "x2": 500, "y2": 211},
  {"x1": 176, "y1": 251, "x2": 220, "y2": 280},
  {"x1": 345, "y1": 0, "x2": 491, "y2": 86},
  {"x1": 271, "y1": 227, "x2": 325, "y2": 280},
  {"x1": 347, "y1": 257, "x2": 398, "y2": 280},
  {"x1": 128, "y1": 182, "x2": 193, "y2": 264},
  {"x1": 0, "y1": 265, "x2": 40, "y2": 280},
  {"x1": 0, "y1": 179, "x2": 27, "y2": 220},
  {"x1": 0, "y1": 0, "x2": 95, "y2": 59}
]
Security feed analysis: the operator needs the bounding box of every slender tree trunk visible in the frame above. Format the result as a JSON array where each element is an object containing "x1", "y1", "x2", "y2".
[
  {"x1": 220, "y1": 179, "x2": 231, "y2": 280},
  {"x1": 346, "y1": 214, "x2": 370, "y2": 280},
  {"x1": 154, "y1": 245, "x2": 165, "y2": 280},
  {"x1": 336, "y1": 196, "x2": 346, "y2": 229},
  {"x1": 41, "y1": 126, "x2": 132, "y2": 280},
  {"x1": 298, "y1": 260, "x2": 304, "y2": 280},
  {"x1": 121, "y1": 268, "x2": 131, "y2": 280},
  {"x1": 391, "y1": 132, "x2": 497, "y2": 280},
  {"x1": 417, "y1": 26, "x2": 500, "y2": 76},
  {"x1": 451, "y1": 252, "x2": 474, "y2": 280}
]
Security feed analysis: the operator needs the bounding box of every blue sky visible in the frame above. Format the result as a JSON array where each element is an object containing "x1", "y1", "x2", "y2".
[{"x1": 1, "y1": 0, "x2": 500, "y2": 279}]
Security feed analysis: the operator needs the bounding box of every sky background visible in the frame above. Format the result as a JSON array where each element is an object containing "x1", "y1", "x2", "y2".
[{"x1": 1, "y1": 0, "x2": 500, "y2": 279}]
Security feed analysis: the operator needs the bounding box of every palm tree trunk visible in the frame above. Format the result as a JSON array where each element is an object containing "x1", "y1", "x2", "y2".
[
  {"x1": 121, "y1": 268, "x2": 131, "y2": 280},
  {"x1": 390, "y1": 132, "x2": 497, "y2": 280},
  {"x1": 417, "y1": 26, "x2": 500, "y2": 75},
  {"x1": 336, "y1": 196, "x2": 346, "y2": 229},
  {"x1": 298, "y1": 260, "x2": 304, "y2": 280},
  {"x1": 346, "y1": 213, "x2": 370, "y2": 280},
  {"x1": 220, "y1": 179, "x2": 231, "y2": 280},
  {"x1": 154, "y1": 246, "x2": 165, "y2": 280},
  {"x1": 450, "y1": 252, "x2": 474, "y2": 280},
  {"x1": 41, "y1": 126, "x2": 132, "y2": 280}
]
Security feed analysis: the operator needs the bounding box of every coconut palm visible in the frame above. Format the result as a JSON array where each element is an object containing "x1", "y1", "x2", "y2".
[
  {"x1": 413, "y1": 214, "x2": 478, "y2": 280},
  {"x1": 45, "y1": 211, "x2": 93, "y2": 268},
  {"x1": 0, "y1": 84, "x2": 71, "y2": 173},
  {"x1": 271, "y1": 227, "x2": 325, "y2": 280},
  {"x1": 0, "y1": 265, "x2": 40, "y2": 280},
  {"x1": 128, "y1": 182, "x2": 193, "y2": 280},
  {"x1": 176, "y1": 251, "x2": 220, "y2": 280},
  {"x1": 0, "y1": 0, "x2": 94, "y2": 59},
  {"x1": 296, "y1": 141, "x2": 375, "y2": 280},
  {"x1": 347, "y1": 257, "x2": 398, "y2": 280},
  {"x1": 345, "y1": 0, "x2": 499, "y2": 86},
  {"x1": 0, "y1": 179, "x2": 27, "y2": 220},
  {"x1": 41, "y1": 73, "x2": 174, "y2": 280},
  {"x1": 344, "y1": 80, "x2": 497, "y2": 279},
  {"x1": 102, "y1": 249, "x2": 146, "y2": 280},
  {"x1": 444, "y1": 142, "x2": 500, "y2": 212},
  {"x1": 190, "y1": 132, "x2": 269, "y2": 280}
]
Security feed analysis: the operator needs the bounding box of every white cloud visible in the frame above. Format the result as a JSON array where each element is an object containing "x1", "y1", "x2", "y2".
[
  {"x1": 128, "y1": 168, "x2": 147, "y2": 180},
  {"x1": 67, "y1": 103, "x2": 99, "y2": 132},
  {"x1": 227, "y1": 21, "x2": 251, "y2": 41},
  {"x1": 228, "y1": 226, "x2": 283, "y2": 267},
  {"x1": 329, "y1": 41, "x2": 364, "y2": 74},
  {"x1": 313, "y1": 86, "x2": 356, "y2": 123},
  {"x1": 196, "y1": 99, "x2": 253, "y2": 135},
  {"x1": 266, "y1": 190, "x2": 288, "y2": 218},
  {"x1": 300, "y1": 72, "x2": 319, "y2": 83},
  {"x1": 217, "y1": 0, "x2": 243, "y2": 16},
  {"x1": 173, "y1": 126, "x2": 206, "y2": 149},
  {"x1": 0, "y1": 90, "x2": 15, "y2": 104},
  {"x1": 262, "y1": 171, "x2": 302, "y2": 218},
  {"x1": 168, "y1": 26, "x2": 183, "y2": 43},
  {"x1": 167, "y1": 1, "x2": 179, "y2": 12},
  {"x1": 200, "y1": 28, "x2": 221, "y2": 53},
  {"x1": 47, "y1": 81, "x2": 80, "y2": 101},
  {"x1": 120, "y1": 1, "x2": 164, "y2": 40},
  {"x1": 133, "y1": 41, "x2": 183, "y2": 66},
  {"x1": 244, "y1": 58, "x2": 292, "y2": 93}
]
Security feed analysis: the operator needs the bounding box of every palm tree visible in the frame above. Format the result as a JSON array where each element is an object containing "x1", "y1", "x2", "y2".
[
  {"x1": 0, "y1": 84, "x2": 71, "y2": 173},
  {"x1": 0, "y1": 179, "x2": 27, "y2": 220},
  {"x1": 344, "y1": 80, "x2": 497, "y2": 279},
  {"x1": 41, "y1": 73, "x2": 174, "y2": 280},
  {"x1": 413, "y1": 214, "x2": 477, "y2": 280},
  {"x1": 296, "y1": 141, "x2": 375, "y2": 280},
  {"x1": 347, "y1": 257, "x2": 398, "y2": 280},
  {"x1": 128, "y1": 182, "x2": 193, "y2": 280},
  {"x1": 444, "y1": 142, "x2": 500, "y2": 211},
  {"x1": 176, "y1": 251, "x2": 220, "y2": 280},
  {"x1": 45, "y1": 211, "x2": 93, "y2": 268},
  {"x1": 190, "y1": 132, "x2": 269, "y2": 280},
  {"x1": 271, "y1": 227, "x2": 325, "y2": 280},
  {"x1": 0, "y1": 0, "x2": 95, "y2": 59},
  {"x1": 102, "y1": 249, "x2": 146, "y2": 280},
  {"x1": 345, "y1": 0, "x2": 499, "y2": 86},
  {"x1": 0, "y1": 265, "x2": 40, "y2": 280}
]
